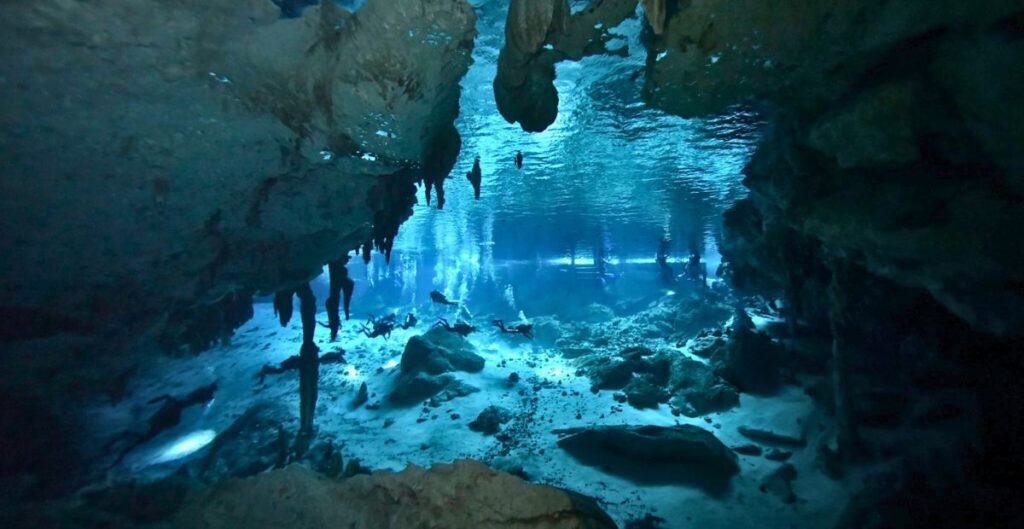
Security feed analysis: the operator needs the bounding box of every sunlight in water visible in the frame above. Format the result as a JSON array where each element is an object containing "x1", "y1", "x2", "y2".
[{"x1": 149, "y1": 430, "x2": 216, "y2": 465}]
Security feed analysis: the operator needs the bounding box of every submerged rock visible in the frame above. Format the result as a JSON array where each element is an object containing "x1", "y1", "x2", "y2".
[
  {"x1": 623, "y1": 378, "x2": 669, "y2": 410},
  {"x1": 176, "y1": 460, "x2": 617, "y2": 529},
  {"x1": 352, "y1": 382, "x2": 369, "y2": 409},
  {"x1": 530, "y1": 316, "x2": 563, "y2": 346},
  {"x1": 190, "y1": 404, "x2": 289, "y2": 481},
  {"x1": 759, "y1": 463, "x2": 798, "y2": 504},
  {"x1": 554, "y1": 425, "x2": 739, "y2": 494},
  {"x1": 668, "y1": 357, "x2": 740, "y2": 417},
  {"x1": 400, "y1": 327, "x2": 485, "y2": 376},
  {"x1": 581, "y1": 345, "x2": 738, "y2": 416},
  {"x1": 732, "y1": 444, "x2": 763, "y2": 457},
  {"x1": 712, "y1": 326, "x2": 787, "y2": 395},
  {"x1": 737, "y1": 426, "x2": 806, "y2": 448},
  {"x1": 469, "y1": 406, "x2": 513, "y2": 435},
  {"x1": 388, "y1": 374, "x2": 456, "y2": 406}
]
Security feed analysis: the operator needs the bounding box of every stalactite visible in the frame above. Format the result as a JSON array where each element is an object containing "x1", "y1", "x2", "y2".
[
  {"x1": 326, "y1": 256, "x2": 355, "y2": 340},
  {"x1": 295, "y1": 283, "x2": 319, "y2": 438},
  {"x1": 641, "y1": 0, "x2": 667, "y2": 35},
  {"x1": 273, "y1": 290, "x2": 294, "y2": 327}
]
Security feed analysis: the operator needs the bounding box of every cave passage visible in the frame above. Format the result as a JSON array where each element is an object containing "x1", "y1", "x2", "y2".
[{"x1": 2, "y1": 1, "x2": 1022, "y2": 529}]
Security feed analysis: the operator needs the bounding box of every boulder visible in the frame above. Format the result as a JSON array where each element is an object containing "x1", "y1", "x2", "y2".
[
  {"x1": 554, "y1": 425, "x2": 739, "y2": 494},
  {"x1": 712, "y1": 328, "x2": 786, "y2": 395},
  {"x1": 176, "y1": 460, "x2": 617, "y2": 529},
  {"x1": 623, "y1": 378, "x2": 668, "y2": 410},
  {"x1": 388, "y1": 374, "x2": 455, "y2": 406},
  {"x1": 759, "y1": 463, "x2": 798, "y2": 504},
  {"x1": 582, "y1": 347, "x2": 738, "y2": 416},
  {"x1": 431, "y1": 380, "x2": 480, "y2": 405},
  {"x1": 585, "y1": 358, "x2": 635, "y2": 391},
  {"x1": 531, "y1": 316, "x2": 563, "y2": 346},
  {"x1": 400, "y1": 327, "x2": 485, "y2": 377},
  {"x1": 469, "y1": 406, "x2": 513, "y2": 435},
  {"x1": 668, "y1": 357, "x2": 739, "y2": 417}
]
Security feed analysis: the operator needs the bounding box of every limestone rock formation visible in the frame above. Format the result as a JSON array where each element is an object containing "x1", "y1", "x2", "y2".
[
  {"x1": 0, "y1": 0, "x2": 476, "y2": 354},
  {"x1": 176, "y1": 460, "x2": 617, "y2": 529},
  {"x1": 555, "y1": 424, "x2": 739, "y2": 493},
  {"x1": 0, "y1": 0, "x2": 477, "y2": 493},
  {"x1": 400, "y1": 327, "x2": 486, "y2": 376},
  {"x1": 495, "y1": 0, "x2": 638, "y2": 131},
  {"x1": 469, "y1": 405, "x2": 513, "y2": 435},
  {"x1": 644, "y1": 0, "x2": 1024, "y2": 336},
  {"x1": 640, "y1": 0, "x2": 667, "y2": 35},
  {"x1": 581, "y1": 345, "x2": 739, "y2": 416}
]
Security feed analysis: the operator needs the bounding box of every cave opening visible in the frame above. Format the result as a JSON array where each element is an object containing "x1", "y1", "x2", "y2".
[{"x1": 1, "y1": 1, "x2": 1022, "y2": 528}]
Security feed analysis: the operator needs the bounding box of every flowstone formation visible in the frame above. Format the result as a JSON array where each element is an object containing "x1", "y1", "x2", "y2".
[{"x1": 0, "y1": 0, "x2": 476, "y2": 493}]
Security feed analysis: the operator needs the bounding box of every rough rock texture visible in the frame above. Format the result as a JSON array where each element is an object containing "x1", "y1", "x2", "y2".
[
  {"x1": 400, "y1": 327, "x2": 486, "y2": 376},
  {"x1": 0, "y1": 0, "x2": 476, "y2": 494},
  {"x1": 646, "y1": 0, "x2": 1024, "y2": 336},
  {"x1": 0, "y1": 0, "x2": 475, "y2": 351},
  {"x1": 388, "y1": 373, "x2": 455, "y2": 406},
  {"x1": 495, "y1": 0, "x2": 638, "y2": 131},
  {"x1": 581, "y1": 345, "x2": 738, "y2": 416},
  {"x1": 469, "y1": 405, "x2": 513, "y2": 435},
  {"x1": 177, "y1": 460, "x2": 617, "y2": 529},
  {"x1": 639, "y1": 0, "x2": 1024, "y2": 522},
  {"x1": 710, "y1": 325, "x2": 787, "y2": 395},
  {"x1": 555, "y1": 424, "x2": 738, "y2": 494}
]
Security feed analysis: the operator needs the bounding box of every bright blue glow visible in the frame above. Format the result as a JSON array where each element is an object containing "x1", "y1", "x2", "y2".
[
  {"x1": 149, "y1": 430, "x2": 216, "y2": 465},
  {"x1": 390, "y1": 4, "x2": 760, "y2": 270}
]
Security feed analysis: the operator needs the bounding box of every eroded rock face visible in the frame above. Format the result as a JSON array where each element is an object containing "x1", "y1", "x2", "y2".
[
  {"x1": 494, "y1": 0, "x2": 638, "y2": 131},
  {"x1": 0, "y1": 0, "x2": 476, "y2": 351},
  {"x1": 642, "y1": 0, "x2": 1022, "y2": 117},
  {"x1": 645, "y1": 0, "x2": 1024, "y2": 336},
  {"x1": 177, "y1": 460, "x2": 617, "y2": 529},
  {"x1": 0, "y1": 0, "x2": 476, "y2": 494},
  {"x1": 638, "y1": 1, "x2": 1024, "y2": 521}
]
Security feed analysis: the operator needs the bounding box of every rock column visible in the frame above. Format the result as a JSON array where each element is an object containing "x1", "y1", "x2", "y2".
[{"x1": 295, "y1": 283, "x2": 319, "y2": 439}]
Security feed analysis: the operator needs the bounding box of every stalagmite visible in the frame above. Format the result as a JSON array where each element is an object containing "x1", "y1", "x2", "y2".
[
  {"x1": 295, "y1": 283, "x2": 319, "y2": 440},
  {"x1": 326, "y1": 257, "x2": 355, "y2": 340}
]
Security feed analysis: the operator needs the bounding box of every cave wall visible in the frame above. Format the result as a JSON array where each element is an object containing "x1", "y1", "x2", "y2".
[
  {"x1": 643, "y1": 0, "x2": 1024, "y2": 336},
  {"x1": 0, "y1": 0, "x2": 476, "y2": 493},
  {"x1": 0, "y1": 0, "x2": 475, "y2": 349},
  {"x1": 639, "y1": 1, "x2": 1024, "y2": 524}
]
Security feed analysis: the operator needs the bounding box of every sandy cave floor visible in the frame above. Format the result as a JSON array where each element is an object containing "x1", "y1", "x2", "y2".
[{"x1": 84, "y1": 301, "x2": 855, "y2": 529}]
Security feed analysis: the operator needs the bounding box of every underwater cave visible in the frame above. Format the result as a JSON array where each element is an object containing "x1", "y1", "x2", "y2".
[{"x1": 1, "y1": 1, "x2": 1023, "y2": 528}]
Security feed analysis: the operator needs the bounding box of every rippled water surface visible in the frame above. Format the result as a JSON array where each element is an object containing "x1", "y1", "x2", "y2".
[{"x1": 391, "y1": 1, "x2": 761, "y2": 266}]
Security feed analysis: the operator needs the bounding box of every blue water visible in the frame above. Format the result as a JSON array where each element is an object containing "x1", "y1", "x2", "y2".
[{"x1": 349, "y1": 1, "x2": 760, "y2": 312}]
